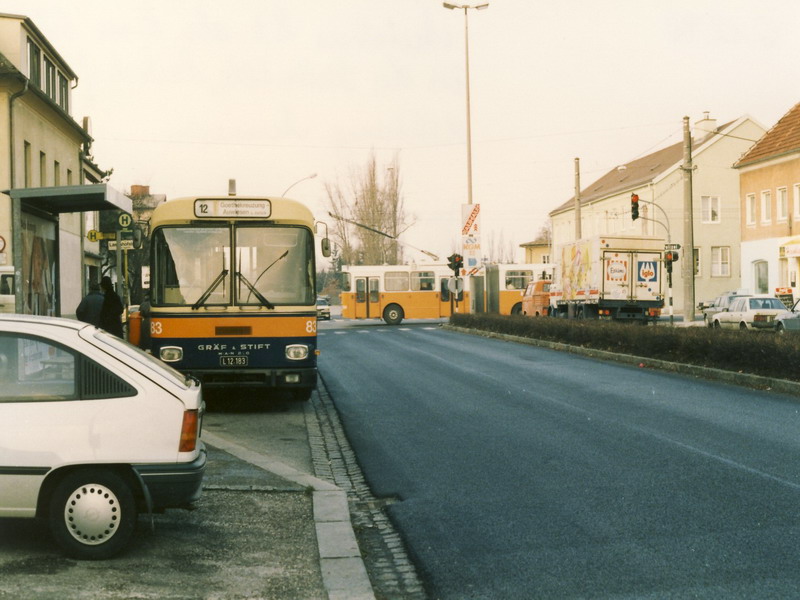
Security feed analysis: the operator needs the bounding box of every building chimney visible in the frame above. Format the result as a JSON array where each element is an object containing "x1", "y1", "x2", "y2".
[
  {"x1": 693, "y1": 111, "x2": 718, "y2": 143},
  {"x1": 130, "y1": 185, "x2": 150, "y2": 196}
]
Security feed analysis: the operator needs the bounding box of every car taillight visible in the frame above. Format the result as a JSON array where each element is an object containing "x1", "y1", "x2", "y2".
[{"x1": 179, "y1": 409, "x2": 199, "y2": 452}]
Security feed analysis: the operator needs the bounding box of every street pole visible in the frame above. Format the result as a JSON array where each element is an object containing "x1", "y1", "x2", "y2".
[
  {"x1": 444, "y1": 3, "x2": 489, "y2": 205},
  {"x1": 282, "y1": 173, "x2": 317, "y2": 197},
  {"x1": 681, "y1": 116, "x2": 696, "y2": 322},
  {"x1": 463, "y1": 6, "x2": 474, "y2": 206}
]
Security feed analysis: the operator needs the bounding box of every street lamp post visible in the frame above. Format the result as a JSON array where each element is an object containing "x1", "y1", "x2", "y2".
[
  {"x1": 443, "y1": 2, "x2": 488, "y2": 206},
  {"x1": 281, "y1": 173, "x2": 317, "y2": 196}
]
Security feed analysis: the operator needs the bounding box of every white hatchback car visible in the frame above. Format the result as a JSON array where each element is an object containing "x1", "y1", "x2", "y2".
[{"x1": 0, "y1": 314, "x2": 206, "y2": 559}]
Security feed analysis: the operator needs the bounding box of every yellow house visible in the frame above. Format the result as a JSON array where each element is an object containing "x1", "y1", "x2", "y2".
[
  {"x1": 0, "y1": 12, "x2": 128, "y2": 315},
  {"x1": 735, "y1": 101, "x2": 800, "y2": 300}
]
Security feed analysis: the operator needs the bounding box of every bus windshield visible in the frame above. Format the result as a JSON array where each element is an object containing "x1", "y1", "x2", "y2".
[{"x1": 151, "y1": 225, "x2": 314, "y2": 307}]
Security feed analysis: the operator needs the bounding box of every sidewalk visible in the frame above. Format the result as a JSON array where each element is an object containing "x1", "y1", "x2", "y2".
[{"x1": 202, "y1": 392, "x2": 377, "y2": 600}]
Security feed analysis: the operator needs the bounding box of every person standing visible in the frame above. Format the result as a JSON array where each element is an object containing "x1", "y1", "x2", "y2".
[
  {"x1": 76, "y1": 280, "x2": 104, "y2": 327},
  {"x1": 99, "y1": 276, "x2": 124, "y2": 337}
]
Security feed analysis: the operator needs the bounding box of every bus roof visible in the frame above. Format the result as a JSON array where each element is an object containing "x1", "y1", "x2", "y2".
[{"x1": 150, "y1": 196, "x2": 315, "y2": 226}]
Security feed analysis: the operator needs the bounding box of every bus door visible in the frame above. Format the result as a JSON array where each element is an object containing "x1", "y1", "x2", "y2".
[{"x1": 355, "y1": 277, "x2": 381, "y2": 319}]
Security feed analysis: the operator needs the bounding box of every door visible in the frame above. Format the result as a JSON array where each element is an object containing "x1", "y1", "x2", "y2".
[
  {"x1": 632, "y1": 252, "x2": 661, "y2": 301},
  {"x1": 354, "y1": 277, "x2": 380, "y2": 319}
]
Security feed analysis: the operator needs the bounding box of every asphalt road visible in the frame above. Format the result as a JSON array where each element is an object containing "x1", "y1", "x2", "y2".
[{"x1": 317, "y1": 319, "x2": 800, "y2": 599}]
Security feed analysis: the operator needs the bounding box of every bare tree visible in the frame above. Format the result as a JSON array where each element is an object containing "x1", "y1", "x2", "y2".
[{"x1": 325, "y1": 152, "x2": 413, "y2": 265}]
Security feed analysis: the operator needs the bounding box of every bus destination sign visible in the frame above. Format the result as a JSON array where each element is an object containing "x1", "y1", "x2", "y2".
[{"x1": 194, "y1": 199, "x2": 272, "y2": 218}]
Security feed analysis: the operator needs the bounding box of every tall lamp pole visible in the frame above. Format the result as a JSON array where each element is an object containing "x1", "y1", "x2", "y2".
[
  {"x1": 282, "y1": 173, "x2": 317, "y2": 196},
  {"x1": 443, "y1": 2, "x2": 488, "y2": 205}
]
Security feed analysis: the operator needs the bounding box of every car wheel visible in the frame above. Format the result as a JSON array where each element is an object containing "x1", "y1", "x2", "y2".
[
  {"x1": 704, "y1": 314, "x2": 711, "y2": 328},
  {"x1": 48, "y1": 469, "x2": 137, "y2": 560},
  {"x1": 739, "y1": 322, "x2": 748, "y2": 331},
  {"x1": 511, "y1": 303, "x2": 522, "y2": 316},
  {"x1": 383, "y1": 304, "x2": 404, "y2": 325},
  {"x1": 713, "y1": 320, "x2": 721, "y2": 329},
  {"x1": 777, "y1": 323, "x2": 785, "y2": 334}
]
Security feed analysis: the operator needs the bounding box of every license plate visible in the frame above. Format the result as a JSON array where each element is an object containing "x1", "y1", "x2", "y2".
[{"x1": 220, "y1": 356, "x2": 248, "y2": 367}]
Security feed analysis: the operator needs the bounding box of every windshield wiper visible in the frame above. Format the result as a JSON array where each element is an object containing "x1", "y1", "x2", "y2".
[
  {"x1": 192, "y1": 269, "x2": 228, "y2": 310},
  {"x1": 237, "y1": 272, "x2": 274, "y2": 309},
  {"x1": 242, "y1": 249, "x2": 289, "y2": 306}
]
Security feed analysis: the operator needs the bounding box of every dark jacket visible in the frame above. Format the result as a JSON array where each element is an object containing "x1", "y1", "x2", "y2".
[
  {"x1": 100, "y1": 290, "x2": 124, "y2": 337},
  {"x1": 76, "y1": 291, "x2": 105, "y2": 327}
]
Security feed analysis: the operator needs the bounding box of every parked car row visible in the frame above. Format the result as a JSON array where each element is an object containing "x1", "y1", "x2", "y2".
[{"x1": 698, "y1": 291, "x2": 800, "y2": 332}]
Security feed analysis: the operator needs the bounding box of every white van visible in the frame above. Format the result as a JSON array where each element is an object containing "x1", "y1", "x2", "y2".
[{"x1": 0, "y1": 266, "x2": 14, "y2": 313}]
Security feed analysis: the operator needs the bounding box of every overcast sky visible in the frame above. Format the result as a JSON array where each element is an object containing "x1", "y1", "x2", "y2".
[{"x1": 7, "y1": 0, "x2": 800, "y2": 263}]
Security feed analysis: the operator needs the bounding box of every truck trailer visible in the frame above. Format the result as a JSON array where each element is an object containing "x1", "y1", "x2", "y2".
[{"x1": 549, "y1": 235, "x2": 665, "y2": 323}]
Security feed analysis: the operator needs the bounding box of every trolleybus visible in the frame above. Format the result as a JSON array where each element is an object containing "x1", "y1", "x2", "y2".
[
  {"x1": 339, "y1": 262, "x2": 552, "y2": 324},
  {"x1": 340, "y1": 264, "x2": 469, "y2": 325},
  {"x1": 139, "y1": 195, "x2": 328, "y2": 400}
]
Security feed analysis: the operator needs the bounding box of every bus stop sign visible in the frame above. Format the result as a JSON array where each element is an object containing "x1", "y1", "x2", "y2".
[{"x1": 448, "y1": 277, "x2": 464, "y2": 293}]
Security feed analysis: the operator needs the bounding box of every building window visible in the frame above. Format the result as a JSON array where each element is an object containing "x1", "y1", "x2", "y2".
[
  {"x1": 44, "y1": 57, "x2": 56, "y2": 99},
  {"x1": 761, "y1": 190, "x2": 772, "y2": 223},
  {"x1": 778, "y1": 187, "x2": 788, "y2": 221},
  {"x1": 27, "y1": 38, "x2": 41, "y2": 86},
  {"x1": 57, "y1": 73, "x2": 69, "y2": 112},
  {"x1": 24, "y1": 141, "x2": 31, "y2": 187},
  {"x1": 746, "y1": 193, "x2": 756, "y2": 225},
  {"x1": 693, "y1": 247, "x2": 701, "y2": 277},
  {"x1": 66, "y1": 169, "x2": 73, "y2": 185},
  {"x1": 54, "y1": 161, "x2": 60, "y2": 186},
  {"x1": 711, "y1": 246, "x2": 730, "y2": 277},
  {"x1": 40, "y1": 152, "x2": 46, "y2": 186},
  {"x1": 794, "y1": 184, "x2": 800, "y2": 220},
  {"x1": 701, "y1": 196, "x2": 720, "y2": 223},
  {"x1": 542, "y1": 254, "x2": 550, "y2": 264}
]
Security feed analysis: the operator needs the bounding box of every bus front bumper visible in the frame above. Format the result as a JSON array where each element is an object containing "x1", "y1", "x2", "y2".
[{"x1": 187, "y1": 367, "x2": 318, "y2": 389}]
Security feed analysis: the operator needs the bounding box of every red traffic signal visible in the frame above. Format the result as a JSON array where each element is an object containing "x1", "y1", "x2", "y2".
[
  {"x1": 664, "y1": 250, "x2": 679, "y2": 262},
  {"x1": 631, "y1": 193, "x2": 640, "y2": 221}
]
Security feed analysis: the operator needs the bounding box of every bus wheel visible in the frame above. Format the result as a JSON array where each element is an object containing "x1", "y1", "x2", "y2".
[
  {"x1": 511, "y1": 302, "x2": 522, "y2": 315},
  {"x1": 383, "y1": 304, "x2": 404, "y2": 325}
]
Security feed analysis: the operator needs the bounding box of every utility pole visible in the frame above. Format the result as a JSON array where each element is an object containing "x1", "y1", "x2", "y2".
[
  {"x1": 569, "y1": 158, "x2": 581, "y2": 320},
  {"x1": 681, "y1": 116, "x2": 696, "y2": 322},
  {"x1": 574, "y1": 158, "x2": 581, "y2": 240}
]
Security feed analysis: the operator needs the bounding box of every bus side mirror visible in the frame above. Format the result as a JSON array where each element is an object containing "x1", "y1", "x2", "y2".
[{"x1": 316, "y1": 221, "x2": 332, "y2": 257}]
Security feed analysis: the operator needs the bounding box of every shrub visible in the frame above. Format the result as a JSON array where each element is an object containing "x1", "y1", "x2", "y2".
[{"x1": 449, "y1": 313, "x2": 800, "y2": 382}]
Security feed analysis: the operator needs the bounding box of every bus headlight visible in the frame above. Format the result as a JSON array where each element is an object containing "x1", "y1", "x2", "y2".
[
  {"x1": 160, "y1": 346, "x2": 184, "y2": 362},
  {"x1": 285, "y1": 344, "x2": 309, "y2": 360}
]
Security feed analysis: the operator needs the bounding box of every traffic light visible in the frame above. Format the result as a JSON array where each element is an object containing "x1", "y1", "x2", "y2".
[
  {"x1": 631, "y1": 193, "x2": 640, "y2": 221},
  {"x1": 664, "y1": 250, "x2": 679, "y2": 273},
  {"x1": 447, "y1": 253, "x2": 463, "y2": 274}
]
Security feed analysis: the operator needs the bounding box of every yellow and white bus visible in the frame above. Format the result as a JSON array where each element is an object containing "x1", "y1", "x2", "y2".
[
  {"x1": 340, "y1": 262, "x2": 552, "y2": 324},
  {"x1": 340, "y1": 264, "x2": 469, "y2": 325},
  {"x1": 138, "y1": 195, "x2": 328, "y2": 401}
]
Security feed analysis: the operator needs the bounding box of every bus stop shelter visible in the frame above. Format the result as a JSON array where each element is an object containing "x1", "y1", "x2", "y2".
[{"x1": 3, "y1": 183, "x2": 131, "y2": 315}]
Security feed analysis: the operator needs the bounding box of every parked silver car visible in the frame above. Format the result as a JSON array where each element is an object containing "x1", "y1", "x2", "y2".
[
  {"x1": 711, "y1": 295, "x2": 791, "y2": 331},
  {"x1": 700, "y1": 292, "x2": 751, "y2": 327}
]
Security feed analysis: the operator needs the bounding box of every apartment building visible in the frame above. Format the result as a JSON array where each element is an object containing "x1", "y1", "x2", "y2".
[{"x1": 0, "y1": 13, "x2": 129, "y2": 315}]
